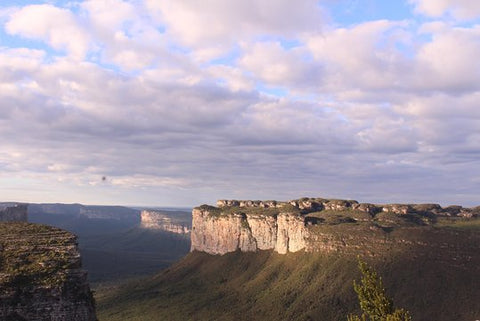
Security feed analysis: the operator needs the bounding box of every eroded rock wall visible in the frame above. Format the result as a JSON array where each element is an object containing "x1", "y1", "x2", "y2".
[
  {"x1": 191, "y1": 197, "x2": 480, "y2": 256},
  {"x1": 191, "y1": 207, "x2": 308, "y2": 255},
  {"x1": 246, "y1": 215, "x2": 277, "y2": 250},
  {"x1": 140, "y1": 210, "x2": 191, "y2": 234},
  {"x1": 275, "y1": 213, "x2": 308, "y2": 254},
  {"x1": 191, "y1": 208, "x2": 253, "y2": 254},
  {"x1": 0, "y1": 204, "x2": 28, "y2": 222}
]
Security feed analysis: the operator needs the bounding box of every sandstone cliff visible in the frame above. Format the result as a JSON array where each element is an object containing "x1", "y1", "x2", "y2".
[
  {"x1": 191, "y1": 197, "x2": 479, "y2": 255},
  {"x1": 0, "y1": 204, "x2": 28, "y2": 222},
  {"x1": 140, "y1": 210, "x2": 191, "y2": 234},
  {"x1": 0, "y1": 222, "x2": 97, "y2": 321}
]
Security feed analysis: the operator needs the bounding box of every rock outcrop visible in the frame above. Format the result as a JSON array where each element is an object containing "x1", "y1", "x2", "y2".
[
  {"x1": 140, "y1": 210, "x2": 191, "y2": 234},
  {"x1": 0, "y1": 204, "x2": 28, "y2": 222},
  {"x1": 191, "y1": 205, "x2": 309, "y2": 255},
  {"x1": 191, "y1": 197, "x2": 480, "y2": 255},
  {"x1": 0, "y1": 222, "x2": 97, "y2": 321}
]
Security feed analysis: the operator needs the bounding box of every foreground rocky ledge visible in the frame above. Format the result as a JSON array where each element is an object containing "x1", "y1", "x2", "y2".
[
  {"x1": 0, "y1": 222, "x2": 97, "y2": 321},
  {"x1": 191, "y1": 197, "x2": 480, "y2": 255}
]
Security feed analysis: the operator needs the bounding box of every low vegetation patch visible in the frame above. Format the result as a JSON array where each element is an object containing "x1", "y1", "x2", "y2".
[{"x1": 0, "y1": 222, "x2": 77, "y2": 288}]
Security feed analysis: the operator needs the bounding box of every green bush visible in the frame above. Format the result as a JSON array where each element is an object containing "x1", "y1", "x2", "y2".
[{"x1": 348, "y1": 259, "x2": 411, "y2": 321}]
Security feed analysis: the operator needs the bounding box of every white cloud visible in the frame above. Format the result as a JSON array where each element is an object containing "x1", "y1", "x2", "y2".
[
  {"x1": 239, "y1": 41, "x2": 322, "y2": 90},
  {"x1": 414, "y1": 25, "x2": 480, "y2": 92},
  {"x1": 80, "y1": 0, "x2": 167, "y2": 70},
  {"x1": 306, "y1": 20, "x2": 412, "y2": 93},
  {"x1": 5, "y1": 4, "x2": 90, "y2": 59},
  {"x1": 207, "y1": 65, "x2": 254, "y2": 92},
  {"x1": 145, "y1": 0, "x2": 324, "y2": 58},
  {"x1": 409, "y1": 0, "x2": 480, "y2": 20},
  {"x1": 1, "y1": 1, "x2": 480, "y2": 206}
]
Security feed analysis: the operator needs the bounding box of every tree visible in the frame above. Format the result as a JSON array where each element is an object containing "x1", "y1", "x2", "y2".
[{"x1": 347, "y1": 259, "x2": 411, "y2": 321}]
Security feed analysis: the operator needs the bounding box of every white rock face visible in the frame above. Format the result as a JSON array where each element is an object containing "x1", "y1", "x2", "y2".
[
  {"x1": 246, "y1": 215, "x2": 277, "y2": 250},
  {"x1": 275, "y1": 213, "x2": 308, "y2": 254},
  {"x1": 191, "y1": 208, "x2": 253, "y2": 254},
  {"x1": 140, "y1": 210, "x2": 190, "y2": 234},
  {"x1": 190, "y1": 208, "x2": 307, "y2": 255}
]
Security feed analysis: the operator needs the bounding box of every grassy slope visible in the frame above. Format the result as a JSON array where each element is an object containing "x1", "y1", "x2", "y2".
[{"x1": 96, "y1": 225, "x2": 480, "y2": 321}]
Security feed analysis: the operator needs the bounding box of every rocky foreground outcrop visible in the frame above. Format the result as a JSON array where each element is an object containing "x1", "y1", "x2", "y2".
[
  {"x1": 191, "y1": 197, "x2": 480, "y2": 255},
  {"x1": 0, "y1": 222, "x2": 96, "y2": 321}
]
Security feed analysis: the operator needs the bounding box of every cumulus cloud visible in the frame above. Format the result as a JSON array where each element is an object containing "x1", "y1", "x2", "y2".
[
  {"x1": 239, "y1": 41, "x2": 323, "y2": 90},
  {"x1": 145, "y1": 0, "x2": 324, "y2": 61},
  {"x1": 409, "y1": 0, "x2": 480, "y2": 20},
  {"x1": 306, "y1": 20, "x2": 413, "y2": 93},
  {"x1": 414, "y1": 25, "x2": 480, "y2": 92},
  {"x1": 5, "y1": 4, "x2": 90, "y2": 59},
  {"x1": 80, "y1": 0, "x2": 167, "y2": 70},
  {"x1": 0, "y1": 1, "x2": 480, "y2": 206}
]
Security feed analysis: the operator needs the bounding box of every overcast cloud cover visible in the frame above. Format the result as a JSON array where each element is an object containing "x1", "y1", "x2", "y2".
[{"x1": 1, "y1": 0, "x2": 480, "y2": 206}]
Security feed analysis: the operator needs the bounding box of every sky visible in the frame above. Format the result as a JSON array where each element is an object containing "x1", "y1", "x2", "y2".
[{"x1": 1, "y1": 0, "x2": 480, "y2": 207}]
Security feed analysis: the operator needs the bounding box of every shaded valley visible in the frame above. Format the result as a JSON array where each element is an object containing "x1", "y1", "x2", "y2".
[{"x1": 27, "y1": 204, "x2": 191, "y2": 286}]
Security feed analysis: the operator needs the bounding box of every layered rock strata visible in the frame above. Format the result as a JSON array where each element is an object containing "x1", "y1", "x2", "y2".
[
  {"x1": 191, "y1": 198, "x2": 480, "y2": 255},
  {"x1": 0, "y1": 222, "x2": 97, "y2": 321},
  {"x1": 140, "y1": 210, "x2": 191, "y2": 234}
]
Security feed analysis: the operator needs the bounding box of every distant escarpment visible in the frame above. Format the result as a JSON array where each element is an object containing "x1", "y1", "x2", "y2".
[
  {"x1": 140, "y1": 210, "x2": 191, "y2": 235},
  {"x1": 0, "y1": 204, "x2": 28, "y2": 222},
  {"x1": 0, "y1": 222, "x2": 96, "y2": 321},
  {"x1": 191, "y1": 197, "x2": 480, "y2": 255}
]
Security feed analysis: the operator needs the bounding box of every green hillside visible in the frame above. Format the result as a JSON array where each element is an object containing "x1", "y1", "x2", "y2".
[{"x1": 96, "y1": 223, "x2": 480, "y2": 321}]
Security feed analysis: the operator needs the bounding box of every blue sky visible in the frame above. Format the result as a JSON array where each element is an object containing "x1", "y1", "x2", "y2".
[{"x1": 1, "y1": 0, "x2": 480, "y2": 207}]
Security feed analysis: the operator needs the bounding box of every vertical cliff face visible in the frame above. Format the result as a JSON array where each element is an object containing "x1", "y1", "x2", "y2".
[
  {"x1": 0, "y1": 204, "x2": 28, "y2": 222},
  {"x1": 190, "y1": 206, "x2": 308, "y2": 255},
  {"x1": 191, "y1": 198, "x2": 480, "y2": 256},
  {"x1": 0, "y1": 222, "x2": 96, "y2": 321},
  {"x1": 275, "y1": 213, "x2": 308, "y2": 254},
  {"x1": 191, "y1": 208, "x2": 252, "y2": 254},
  {"x1": 140, "y1": 210, "x2": 191, "y2": 234},
  {"x1": 246, "y1": 214, "x2": 277, "y2": 250}
]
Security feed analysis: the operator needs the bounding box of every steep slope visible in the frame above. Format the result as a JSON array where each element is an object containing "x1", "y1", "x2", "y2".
[
  {"x1": 97, "y1": 236, "x2": 480, "y2": 321},
  {"x1": 97, "y1": 218, "x2": 480, "y2": 320},
  {"x1": 0, "y1": 222, "x2": 96, "y2": 320}
]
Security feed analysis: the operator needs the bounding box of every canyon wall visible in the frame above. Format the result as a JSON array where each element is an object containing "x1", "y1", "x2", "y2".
[
  {"x1": 140, "y1": 210, "x2": 191, "y2": 234},
  {"x1": 191, "y1": 206, "x2": 310, "y2": 255},
  {"x1": 0, "y1": 204, "x2": 28, "y2": 222},
  {"x1": 191, "y1": 198, "x2": 480, "y2": 255},
  {"x1": 0, "y1": 222, "x2": 97, "y2": 321}
]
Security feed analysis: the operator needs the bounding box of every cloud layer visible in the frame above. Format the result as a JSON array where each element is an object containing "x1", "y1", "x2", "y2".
[{"x1": 0, "y1": 0, "x2": 479, "y2": 206}]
